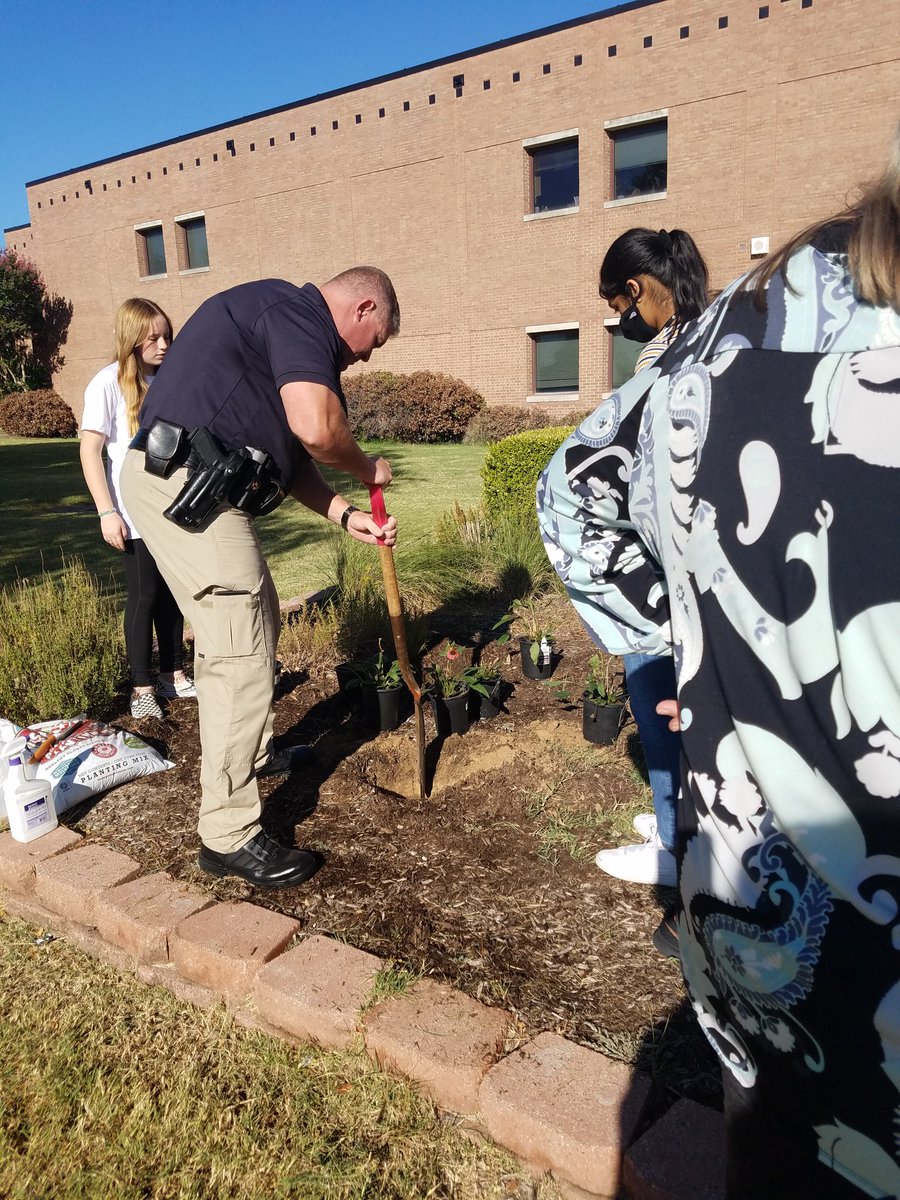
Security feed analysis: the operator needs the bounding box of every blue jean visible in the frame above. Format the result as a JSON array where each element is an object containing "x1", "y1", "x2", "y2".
[{"x1": 622, "y1": 653, "x2": 681, "y2": 853}]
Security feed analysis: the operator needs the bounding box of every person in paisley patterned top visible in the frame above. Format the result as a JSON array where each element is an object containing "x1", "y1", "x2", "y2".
[{"x1": 538, "y1": 122, "x2": 900, "y2": 1198}]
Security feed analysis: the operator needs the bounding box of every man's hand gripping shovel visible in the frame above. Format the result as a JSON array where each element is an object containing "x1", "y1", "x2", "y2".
[{"x1": 368, "y1": 486, "x2": 427, "y2": 801}]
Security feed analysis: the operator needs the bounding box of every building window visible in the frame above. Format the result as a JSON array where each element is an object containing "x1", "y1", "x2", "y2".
[
  {"x1": 379, "y1": 107, "x2": 385, "y2": 117},
  {"x1": 609, "y1": 118, "x2": 667, "y2": 199},
  {"x1": 759, "y1": 4, "x2": 769, "y2": 15},
  {"x1": 332, "y1": 120, "x2": 338, "y2": 130},
  {"x1": 403, "y1": 100, "x2": 410, "y2": 111},
  {"x1": 355, "y1": 114, "x2": 362, "y2": 124},
  {"x1": 526, "y1": 134, "x2": 579, "y2": 214},
  {"x1": 530, "y1": 329, "x2": 579, "y2": 394},
  {"x1": 680, "y1": 25, "x2": 689, "y2": 38},
  {"x1": 574, "y1": 54, "x2": 582, "y2": 66},
  {"x1": 289, "y1": 132, "x2": 295, "y2": 141},
  {"x1": 429, "y1": 94, "x2": 436, "y2": 104},
  {"x1": 483, "y1": 79, "x2": 491, "y2": 89},
  {"x1": 719, "y1": 15, "x2": 728, "y2": 28},
  {"x1": 543, "y1": 63, "x2": 551, "y2": 74},
  {"x1": 608, "y1": 45, "x2": 617, "y2": 57},
  {"x1": 136, "y1": 224, "x2": 166, "y2": 278},
  {"x1": 453, "y1": 74, "x2": 464, "y2": 87},
  {"x1": 643, "y1": 35, "x2": 653, "y2": 47},
  {"x1": 175, "y1": 214, "x2": 209, "y2": 271},
  {"x1": 512, "y1": 71, "x2": 520, "y2": 82},
  {"x1": 608, "y1": 324, "x2": 641, "y2": 391}
]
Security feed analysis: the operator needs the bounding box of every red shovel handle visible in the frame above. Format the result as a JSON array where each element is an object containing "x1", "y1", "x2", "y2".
[{"x1": 368, "y1": 485, "x2": 389, "y2": 530}]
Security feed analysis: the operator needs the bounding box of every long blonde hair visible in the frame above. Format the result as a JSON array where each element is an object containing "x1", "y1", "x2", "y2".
[
  {"x1": 752, "y1": 123, "x2": 900, "y2": 310},
  {"x1": 115, "y1": 298, "x2": 173, "y2": 436}
]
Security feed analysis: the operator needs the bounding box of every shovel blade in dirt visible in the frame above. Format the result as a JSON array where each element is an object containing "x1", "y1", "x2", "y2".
[{"x1": 368, "y1": 486, "x2": 427, "y2": 801}]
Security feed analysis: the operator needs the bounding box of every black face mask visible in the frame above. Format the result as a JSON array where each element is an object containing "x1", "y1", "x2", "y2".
[{"x1": 619, "y1": 300, "x2": 658, "y2": 343}]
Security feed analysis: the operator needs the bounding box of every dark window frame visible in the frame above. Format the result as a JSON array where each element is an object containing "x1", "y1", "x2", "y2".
[
  {"x1": 526, "y1": 135, "x2": 579, "y2": 215},
  {"x1": 530, "y1": 328, "x2": 579, "y2": 395},
  {"x1": 608, "y1": 117, "x2": 668, "y2": 201}
]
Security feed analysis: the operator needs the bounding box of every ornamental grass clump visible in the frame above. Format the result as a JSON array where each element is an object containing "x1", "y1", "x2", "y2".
[{"x1": 0, "y1": 559, "x2": 125, "y2": 724}]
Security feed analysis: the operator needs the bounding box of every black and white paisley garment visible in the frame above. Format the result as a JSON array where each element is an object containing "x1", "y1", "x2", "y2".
[{"x1": 539, "y1": 231, "x2": 900, "y2": 1197}]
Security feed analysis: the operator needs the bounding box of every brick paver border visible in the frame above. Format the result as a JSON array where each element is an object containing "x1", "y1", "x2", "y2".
[{"x1": 0, "y1": 829, "x2": 723, "y2": 1199}]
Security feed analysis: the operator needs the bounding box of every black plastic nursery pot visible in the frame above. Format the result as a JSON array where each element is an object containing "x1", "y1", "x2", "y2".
[
  {"x1": 468, "y1": 679, "x2": 503, "y2": 721},
  {"x1": 362, "y1": 684, "x2": 404, "y2": 732},
  {"x1": 430, "y1": 690, "x2": 470, "y2": 736},
  {"x1": 519, "y1": 637, "x2": 559, "y2": 681},
  {"x1": 582, "y1": 699, "x2": 625, "y2": 745}
]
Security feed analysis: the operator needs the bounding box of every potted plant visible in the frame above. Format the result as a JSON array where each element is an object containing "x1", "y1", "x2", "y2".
[
  {"x1": 494, "y1": 597, "x2": 559, "y2": 681},
  {"x1": 345, "y1": 642, "x2": 405, "y2": 732},
  {"x1": 464, "y1": 658, "x2": 505, "y2": 721},
  {"x1": 582, "y1": 654, "x2": 626, "y2": 745},
  {"x1": 425, "y1": 641, "x2": 471, "y2": 736}
]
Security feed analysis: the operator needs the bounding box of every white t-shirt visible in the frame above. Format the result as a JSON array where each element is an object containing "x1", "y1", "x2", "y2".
[{"x1": 80, "y1": 362, "x2": 150, "y2": 540}]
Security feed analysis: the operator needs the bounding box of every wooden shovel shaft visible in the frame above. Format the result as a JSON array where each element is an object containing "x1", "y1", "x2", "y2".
[
  {"x1": 377, "y1": 544, "x2": 421, "y2": 701},
  {"x1": 369, "y1": 485, "x2": 427, "y2": 801}
]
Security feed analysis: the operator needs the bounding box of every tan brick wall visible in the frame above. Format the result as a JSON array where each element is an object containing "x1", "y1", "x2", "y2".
[{"x1": 12, "y1": 0, "x2": 899, "y2": 420}]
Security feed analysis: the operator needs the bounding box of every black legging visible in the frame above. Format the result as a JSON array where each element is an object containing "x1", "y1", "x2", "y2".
[{"x1": 122, "y1": 537, "x2": 184, "y2": 687}]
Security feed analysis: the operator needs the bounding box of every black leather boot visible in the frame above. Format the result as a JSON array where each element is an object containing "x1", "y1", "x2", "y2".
[{"x1": 198, "y1": 831, "x2": 321, "y2": 888}]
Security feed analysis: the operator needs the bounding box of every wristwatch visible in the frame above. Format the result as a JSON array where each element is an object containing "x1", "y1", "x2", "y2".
[{"x1": 340, "y1": 504, "x2": 360, "y2": 530}]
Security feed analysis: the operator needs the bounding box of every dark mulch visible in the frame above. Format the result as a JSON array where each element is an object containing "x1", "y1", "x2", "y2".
[{"x1": 71, "y1": 595, "x2": 721, "y2": 1124}]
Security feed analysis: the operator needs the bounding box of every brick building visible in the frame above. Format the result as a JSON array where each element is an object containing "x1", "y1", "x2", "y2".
[{"x1": 5, "y1": 0, "x2": 898, "y2": 420}]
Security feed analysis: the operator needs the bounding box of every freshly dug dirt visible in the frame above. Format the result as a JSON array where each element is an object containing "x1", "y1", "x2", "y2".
[{"x1": 72, "y1": 596, "x2": 721, "y2": 1120}]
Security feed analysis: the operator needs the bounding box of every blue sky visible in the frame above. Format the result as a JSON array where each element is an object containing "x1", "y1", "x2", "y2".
[{"x1": 1, "y1": 0, "x2": 626, "y2": 246}]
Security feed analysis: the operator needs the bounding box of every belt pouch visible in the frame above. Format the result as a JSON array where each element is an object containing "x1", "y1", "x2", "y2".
[{"x1": 144, "y1": 418, "x2": 189, "y2": 478}]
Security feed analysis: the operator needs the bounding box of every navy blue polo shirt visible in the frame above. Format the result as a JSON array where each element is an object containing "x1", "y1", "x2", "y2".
[{"x1": 139, "y1": 280, "x2": 345, "y2": 489}]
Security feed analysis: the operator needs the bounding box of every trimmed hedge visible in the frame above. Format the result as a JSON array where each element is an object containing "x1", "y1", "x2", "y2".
[
  {"x1": 344, "y1": 370, "x2": 484, "y2": 443},
  {"x1": 0, "y1": 389, "x2": 77, "y2": 438},
  {"x1": 481, "y1": 426, "x2": 576, "y2": 522}
]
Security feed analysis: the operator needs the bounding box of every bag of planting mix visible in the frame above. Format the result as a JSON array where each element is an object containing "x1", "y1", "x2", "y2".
[{"x1": 8, "y1": 717, "x2": 174, "y2": 816}]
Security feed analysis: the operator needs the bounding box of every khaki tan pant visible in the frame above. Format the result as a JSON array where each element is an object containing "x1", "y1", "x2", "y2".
[{"x1": 120, "y1": 448, "x2": 280, "y2": 853}]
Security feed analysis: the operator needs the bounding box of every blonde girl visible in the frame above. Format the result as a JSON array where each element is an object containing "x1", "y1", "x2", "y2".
[{"x1": 80, "y1": 298, "x2": 194, "y2": 719}]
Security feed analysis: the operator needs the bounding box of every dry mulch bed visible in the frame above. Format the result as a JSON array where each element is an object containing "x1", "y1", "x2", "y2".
[{"x1": 73, "y1": 596, "x2": 721, "y2": 1122}]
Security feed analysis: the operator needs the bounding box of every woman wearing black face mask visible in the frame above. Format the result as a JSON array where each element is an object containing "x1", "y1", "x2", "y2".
[
  {"x1": 540, "y1": 227, "x2": 709, "y2": 956},
  {"x1": 599, "y1": 226, "x2": 709, "y2": 373}
]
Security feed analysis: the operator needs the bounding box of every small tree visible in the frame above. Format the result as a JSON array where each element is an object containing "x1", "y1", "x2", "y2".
[{"x1": 0, "y1": 249, "x2": 73, "y2": 392}]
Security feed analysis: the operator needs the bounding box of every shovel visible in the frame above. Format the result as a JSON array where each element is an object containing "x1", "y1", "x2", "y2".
[{"x1": 368, "y1": 485, "x2": 427, "y2": 801}]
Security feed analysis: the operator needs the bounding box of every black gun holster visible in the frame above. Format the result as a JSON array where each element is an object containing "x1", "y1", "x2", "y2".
[{"x1": 134, "y1": 419, "x2": 284, "y2": 530}]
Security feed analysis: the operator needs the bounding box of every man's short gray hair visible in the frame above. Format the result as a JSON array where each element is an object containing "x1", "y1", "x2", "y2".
[{"x1": 326, "y1": 266, "x2": 400, "y2": 336}]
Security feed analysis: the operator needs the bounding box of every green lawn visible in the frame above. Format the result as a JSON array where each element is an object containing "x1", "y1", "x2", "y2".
[{"x1": 0, "y1": 436, "x2": 486, "y2": 602}]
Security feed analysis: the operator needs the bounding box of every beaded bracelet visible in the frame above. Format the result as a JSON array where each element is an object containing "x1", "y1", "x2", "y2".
[{"x1": 97, "y1": 510, "x2": 116, "y2": 518}]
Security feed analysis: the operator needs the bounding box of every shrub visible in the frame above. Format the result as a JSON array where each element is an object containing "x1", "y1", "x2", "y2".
[
  {"x1": 344, "y1": 370, "x2": 484, "y2": 443},
  {"x1": 343, "y1": 370, "x2": 401, "y2": 441},
  {"x1": 0, "y1": 560, "x2": 126, "y2": 725},
  {"x1": 481, "y1": 427, "x2": 575, "y2": 523},
  {"x1": 463, "y1": 405, "x2": 552, "y2": 444},
  {"x1": 0, "y1": 389, "x2": 77, "y2": 437}
]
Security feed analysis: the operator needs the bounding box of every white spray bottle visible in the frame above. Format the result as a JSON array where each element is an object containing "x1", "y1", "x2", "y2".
[{"x1": 4, "y1": 736, "x2": 57, "y2": 843}]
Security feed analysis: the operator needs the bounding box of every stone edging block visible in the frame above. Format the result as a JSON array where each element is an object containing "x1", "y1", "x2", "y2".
[
  {"x1": 0, "y1": 827, "x2": 83, "y2": 894},
  {"x1": 169, "y1": 900, "x2": 300, "y2": 1000},
  {"x1": 253, "y1": 933, "x2": 383, "y2": 1049},
  {"x1": 34, "y1": 841, "x2": 142, "y2": 927},
  {"x1": 623, "y1": 1097, "x2": 726, "y2": 1200},
  {"x1": 93, "y1": 870, "x2": 215, "y2": 964},
  {"x1": 363, "y1": 976, "x2": 513, "y2": 1115},
  {"x1": 479, "y1": 1030, "x2": 650, "y2": 1198}
]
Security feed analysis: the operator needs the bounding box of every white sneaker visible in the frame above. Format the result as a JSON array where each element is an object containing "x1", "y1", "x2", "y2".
[
  {"x1": 156, "y1": 675, "x2": 197, "y2": 699},
  {"x1": 632, "y1": 812, "x2": 657, "y2": 841},
  {"x1": 595, "y1": 835, "x2": 677, "y2": 886}
]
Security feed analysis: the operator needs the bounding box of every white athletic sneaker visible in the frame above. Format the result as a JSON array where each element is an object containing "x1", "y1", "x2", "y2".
[
  {"x1": 595, "y1": 834, "x2": 677, "y2": 886},
  {"x1": 156, "y1": 675, "x2": 197, "y2": 700},
  {"x1": 632, "y1": 812, "x2": 657, "y2": 841}
]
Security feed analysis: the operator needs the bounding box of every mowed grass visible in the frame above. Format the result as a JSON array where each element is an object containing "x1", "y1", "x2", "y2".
[
  {"x1": 0, "y1": 436, "x2": 486, "y2": 603},
  {"x1": 0, "y1": 914, "x2": 560, "y2": 1200}
]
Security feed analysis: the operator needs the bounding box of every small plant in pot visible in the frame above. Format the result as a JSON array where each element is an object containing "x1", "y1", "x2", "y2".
[
  {"x1": 465, "y1": 660, "x2": 505, "y2": 721},
  {"x1": 425, "y1": 641, "x2": 471, "y2": 736},
  {"x1": 346, "y1": 642, "x2": 405, "y2": 732},
  {"x1": 582, "y1": 653, "x2": 626, "y2": 745},
  {"x1": 494, "y1": 596, "x2": 559, "y2": 681}
]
